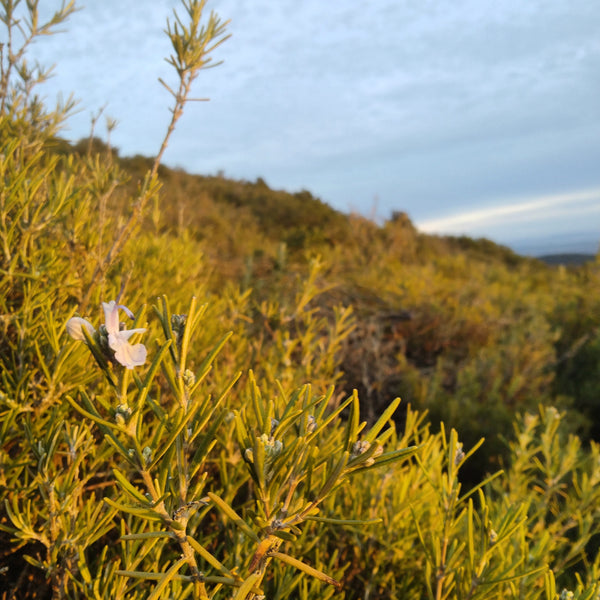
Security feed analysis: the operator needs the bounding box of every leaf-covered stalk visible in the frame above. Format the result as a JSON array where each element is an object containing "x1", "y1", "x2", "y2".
[{"x1": 79, "y1": 0, "x2": 230, "y2": 312}]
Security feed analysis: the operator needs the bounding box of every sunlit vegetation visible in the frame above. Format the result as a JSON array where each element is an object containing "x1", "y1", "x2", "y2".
[{"x1": 1, "y1": 1, "x2": 600, "y2": 598}]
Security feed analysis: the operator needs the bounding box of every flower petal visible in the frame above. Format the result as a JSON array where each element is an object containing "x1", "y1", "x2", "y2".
[
  {"x1": 118, "y1": 304, "x2": 135, "y2": 320},
  {"x1": 66, "y1": 317, "x2": 96, "y2": 341},
  {"x1": 114, "y1": 328, "x2": 146, "y2": 342},
  {"x1": 102, "y1": 300, "x2": 147, "y2": 369},
  {"x1": 114, "y1": 341, "x2": 147, "y2": 369},
  {"x1": 102, "y1": 301, "x2": 120, "y2": 335}
]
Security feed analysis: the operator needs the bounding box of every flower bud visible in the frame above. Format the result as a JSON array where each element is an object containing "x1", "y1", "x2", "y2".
[
  {"x1": 351, "y1": 440, "x2": 371, "y2": 459},
  {"x1": 266, "y1": 439, "x2": 283, "y2": 459},
  {"x1": 454, "y1": 442, "x2": 465, "y2": 465},
  {"x1": 270, "y1": 418, "x2": 280, "y2": 436},
  {"x1": 183, "y1": 369, "x2": 196, "y2": 387},
  {"x1": 260, "y1": 433, "x2": 283, "y2": 460},
  {"x1": 171, "y1": 314, "x2": 187, "y2": 346},
  {"x1": 115, "y1": 404, "x2": 132, "y2": 427},
  {"x1": 142, "y1": 446, "x2": 153, "y2": 466}
]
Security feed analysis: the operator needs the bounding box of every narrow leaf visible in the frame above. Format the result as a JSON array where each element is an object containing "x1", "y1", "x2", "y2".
[
  {"x1": 113, "y1": 469, "x2": 151, "y2": 505},
  {"x1": 147, "y1": 557, "x2": 187, "y2": 600},
  {"x1": 186, "y1": 535, "x2": 234, "y2": 577},
  {"x1": 231, "y1": 573, "x2": 261, "y2": 600},
  {"x1": 271, "y1": 551, "x2": 341, "y2": 589},
  {"x1": 481, "y1": 564, "x2": 548, "y2": 586},
  {"x1": 364, "y1": 397, "x2": 401, "y2": 443},
  {"x1": 121, "y1": 532, "x2": 173, "y2": 541},
  {"x1": 306, "y1": 516, "x2": 382, "y2": 526},
  {"x1": 207, "y1": 492, "x2": 259, "y2": 542}
]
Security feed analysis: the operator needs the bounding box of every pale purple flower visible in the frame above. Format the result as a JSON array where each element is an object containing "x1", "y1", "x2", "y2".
[
  {"x1": 102, "y1": 301, "x2": 147, "y2": 369},
  {"x1": 66, "y1": 317, "x2": 96, "y2": 341}
]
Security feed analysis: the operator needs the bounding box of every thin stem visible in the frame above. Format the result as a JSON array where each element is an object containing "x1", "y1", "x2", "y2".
[
  {"x1": 435, "y1": 534, "x2": 449, "y2": 600},
  {"x1": 0, "y1": 1, "x2": 76, "y2": 113},
  {"x1": 78, "y1": 1, "x2": 229, "y2": 312},
  {"x1": 79, "y1": 56, "x2": 194, "y2": 313},
  {"x1": 140, "y1": 469, "x2": 208, "y2": 599}
]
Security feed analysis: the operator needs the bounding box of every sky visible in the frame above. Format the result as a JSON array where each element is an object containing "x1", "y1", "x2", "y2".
[{"x1": 26, "y1": 0, "x2": 600, "y2": 255}]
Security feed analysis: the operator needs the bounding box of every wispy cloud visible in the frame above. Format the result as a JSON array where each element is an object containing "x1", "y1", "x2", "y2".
[{"x1": 417, "y1": 188, "x2": 600, "y2": 234}]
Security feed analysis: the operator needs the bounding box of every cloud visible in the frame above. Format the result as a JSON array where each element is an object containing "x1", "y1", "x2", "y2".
[{"x1": 417, "y1": 187, "x2": 600, "y2": 234}]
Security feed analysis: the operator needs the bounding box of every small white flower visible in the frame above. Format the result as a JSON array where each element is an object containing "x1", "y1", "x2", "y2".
[
  {"x1": 66, "y1": 317, "x2": 96, "y2": 341},
  {"x1": 102, "y1": 301, "x2": 147, "y2": 369}
]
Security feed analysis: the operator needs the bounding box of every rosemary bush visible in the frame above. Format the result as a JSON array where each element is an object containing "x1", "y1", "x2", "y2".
[{"x1": 1, "y1": 2, "x2": 600, "y2": 599}]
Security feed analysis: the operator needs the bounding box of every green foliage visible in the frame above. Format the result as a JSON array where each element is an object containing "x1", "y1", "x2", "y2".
[{"x1": 1, "y1": 1, "x2": 600, "y2": 599}]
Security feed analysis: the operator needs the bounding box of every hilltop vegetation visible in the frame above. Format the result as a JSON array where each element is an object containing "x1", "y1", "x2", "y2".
[{"x1": 2, "y1": 1, "x2": 600, "y2": 599}]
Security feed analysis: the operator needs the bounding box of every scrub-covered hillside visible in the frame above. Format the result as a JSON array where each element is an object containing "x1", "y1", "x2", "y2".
[{"x1": 2, "y1": 1, "x2": 600, "y2": 599}]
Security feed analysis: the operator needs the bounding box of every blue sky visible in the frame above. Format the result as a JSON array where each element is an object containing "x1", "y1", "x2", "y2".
[{"x1": 28, "y1": 0, "x2": 600, "y2": 255}]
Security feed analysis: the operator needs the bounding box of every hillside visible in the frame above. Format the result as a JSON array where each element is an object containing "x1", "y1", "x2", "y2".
[{"x1": 55, "y1": 138, "x2": 600, "y2": 474}]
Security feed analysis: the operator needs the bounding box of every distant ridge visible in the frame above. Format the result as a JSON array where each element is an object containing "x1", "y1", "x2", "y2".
[
  {"x1": 50, "y1": 137, "x2": 598, "y2": 272},
  {"x1": 537, "y1": 253, "x2": 595, "y2": 266}
]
